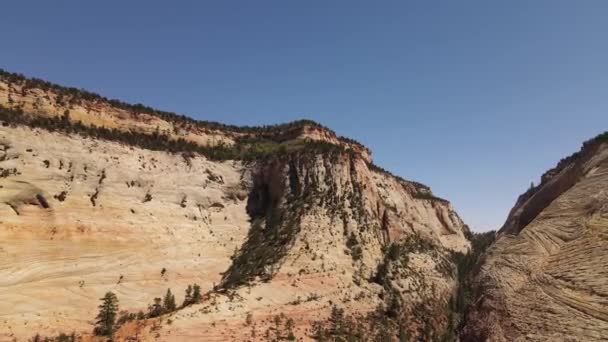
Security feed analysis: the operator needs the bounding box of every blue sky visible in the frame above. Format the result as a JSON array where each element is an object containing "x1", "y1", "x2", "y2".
[{"x1": 2, "y1": 1, "x2": 607, "y2": 231}]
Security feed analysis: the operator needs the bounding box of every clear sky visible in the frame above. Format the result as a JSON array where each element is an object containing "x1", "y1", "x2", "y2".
[{"x1": 2, "y1": 1, "x2": 607, "y2": 231}]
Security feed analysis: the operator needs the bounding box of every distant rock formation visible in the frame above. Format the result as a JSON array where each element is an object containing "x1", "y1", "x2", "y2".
[{"x1": 462, "y1": 133, "x2": 608, "y2": 341}]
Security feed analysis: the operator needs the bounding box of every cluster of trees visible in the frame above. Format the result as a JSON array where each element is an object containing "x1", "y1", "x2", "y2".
[
  {"x1": 373, "y1": 233, "x2": 444, "y2": 288},
  {"x1": 0, "y1": 104, "x2": 240, "y2": 160},
  {"x1": 311, "y1": 305, "x2": 419, "y2": 342},
  {"x1": 367, "y1": 162, "x2": 446, "y2": 203},
  {"x1": 93, "y1": 284, "x2": 202, "y2": 337},
  {"x1": 411, "y1": 191, "x2": 449, "y2": 204},
  {"x1": 182, "y1": 283, "x2": 202, "y2": 306},
  {"x1": 220, "y1": 189, "x2": 307, "y2": 289},
  {"x1": 0, "y1": 167, "x2": 18, "y2": 178},
  {"x1": 593, "y1": 131, "x2": 608, "y2": 143},
  {"x1": 336, "y1": 135, "x2": 366, "y2": 150},
  {"x1": 346, "y1": 232, "x2": 363, "y2": 261},
  {"x1": 0, "y1": 104, "x2": 353, "y2": 162},
  {"x1": 147, "y1": 288, "x2": 176, "y2": 318},
  {"x1": 373, "y1": 242, "x2": 405, "y2": 287},
  {"x1": 0, "y1": 68, "x2": 366, "y2": 151},
  {"x1": 368, "y1": 230, "x2": 497, "y2": 341},
  {"x1": 30, "y1": 333, "x2": 77, "y2": 342},
  {"x1": 445, "y1": 230, "x2": 496, "y2": 338},
  {"x1": 535, "y1": 130, "x2": 608, "y2": 197},
  {"x1": 261, "y1": 313, "x2": 296, "y2": 341}
]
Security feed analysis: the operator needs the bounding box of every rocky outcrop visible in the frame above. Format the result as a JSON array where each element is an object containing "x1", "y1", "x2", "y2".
[
  {"x1": 499, "y1": 135, "x2": 608, "y2": 237},
  {"x1": 0, "y1": 71, "x2": 470, "y2": 341},
  {"x1": 114, "y1": 148, "x2": 468, "y2": 341},
  {"x1": 462, "y1": 135, "x2": 608, "y2": 341}
]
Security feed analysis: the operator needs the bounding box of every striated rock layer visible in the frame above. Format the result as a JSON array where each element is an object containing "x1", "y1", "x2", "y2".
[
  {"x1": 0, "y1": 125, "x2": 251, "y2": 340},
  {"x1": 462, "y1": 135, "x2": 608, "y2": 341},
  {"x1": 0, "y1": 71, "x2": 371, "y2": 162},
  {"x1": 0, "y1": 71, "x2": 470, "y2": 341}
]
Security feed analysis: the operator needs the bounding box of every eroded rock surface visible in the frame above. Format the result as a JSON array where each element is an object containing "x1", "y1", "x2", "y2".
[
  {"x1": 0, "y1": 126, "x2": 251, "y2": 340},
  {"x1": 462, "y1": 137, "x2": 608, "y2": 341},
  {"x1": 0, "y1": 71, "x2": 470, "y2": 341}
]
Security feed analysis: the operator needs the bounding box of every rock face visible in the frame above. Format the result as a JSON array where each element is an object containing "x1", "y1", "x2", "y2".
[
  {"x1": 0, "y1": 71, "x2": 470, "y2": 341},
  {"x1": 462, "y1": 135, "x2": 608, "y2": 341},
  {"x1": 0, "y1": 126, "x2": 251, "y2": 340}
]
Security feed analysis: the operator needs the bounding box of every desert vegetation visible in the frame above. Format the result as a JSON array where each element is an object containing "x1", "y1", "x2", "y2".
[
  {"x1": 0, "y1": 68, "x2": 367, "y2": 152},
  {"x1": 0, "y1": 103, "x2": 352, "y2": 162},
  {"x1": 27, "y1": 283, "x2": 204, "y2": 341},
  {"x1": 0, "y1": 69, "x2": 499, "y2": 341},
  {"x1": 445, "y1": 230, "x2": 496, "y2": 338}
]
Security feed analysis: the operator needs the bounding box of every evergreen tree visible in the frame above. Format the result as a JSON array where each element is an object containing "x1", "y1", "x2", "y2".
[
  {"x1": 419, "y1": 319, "x2": 433, "y2": 342},
  {"x1": 329, "y1": 306, "x2": 346, "y2": 337},
  {"x1": 163, "y1": 288, "x2": 177, "y2": 311},
  {"x1": 148, "y1": 297, "x2": 164, "y2": 317},
  {"x1": 398, "y1": 324, "x2": 409, "y2": 342},
  {"x1": 94, "y1": 292, "x2": 119, "y2": 336},
  {"x1": 183, "y1": 284, "x2": 193, "y2": 306},
  {"x1": 387, "y1": 296, "x2": 401, "y2": 318},
  {"x1": 55, "y1": 333, "x2": 72, "y2": 342},
  {"x1": 311, "y1": 321, "x2": 327, "y2": 341},
  {"x1": 192, "y1": 283, "x2": 202, "y2": 303},
  {"x1": 286, "y1": 318, "x2": 296, "y2": 341}
]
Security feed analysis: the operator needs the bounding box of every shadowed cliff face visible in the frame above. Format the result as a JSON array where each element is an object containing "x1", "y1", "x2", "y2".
[
  {"x1": 462, "y1": 136, "x2": 608, "y2": 342},
  {"x1": 221, "y1": 150, "x2": 470, "y2": 289}
]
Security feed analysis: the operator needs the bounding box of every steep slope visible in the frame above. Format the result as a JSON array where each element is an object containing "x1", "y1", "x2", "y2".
[
  {"x1": 0, "y1": 70, "x2": 470, "y2": 341},
  {"x1": 126, "y1": 147, "x2": 469, "y2": 341},
  {"x1": 462, "y1": 134, "x2": 608, "y2": 341}
]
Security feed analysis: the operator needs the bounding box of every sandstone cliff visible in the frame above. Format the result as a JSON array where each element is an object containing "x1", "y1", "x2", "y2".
[
  {"x1": 0, "y1": 70, "x2": 470, "y2": 341},
  {"x1": 462, "y1": 134, "x2": 608, "y2": 341}
]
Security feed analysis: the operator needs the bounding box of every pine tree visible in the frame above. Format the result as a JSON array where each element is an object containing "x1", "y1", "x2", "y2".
[
  {"x1": 56, "y1": 333, "x2": 72, "y2": 342},
  {"x1": 94, "y1": 292, "x2": 119, "y2": 336},
  {"x1": 286, "y1": 318, "x2": 296, "y2": 341},
  {"x1": 329, "y1": 305, "x2": 345, "y2": 336},
  {"x1": 183, "y1": 284, "x2": 193, "y2": 306},
  {"x1": 419, "y1": 319, "x2": 433, "y2": 342},
  {"x1": 192, "y1": 283, "x2": 202, "y2": 303},
  {"x1": 398, "y1": 323, "x2": 409, "y2": 342},
  {"x1": 311, "y1": 321, "x2": 327, "y2": 341},
  {"x1": 163, "y1": 288, "x2": 177, "y2": 311}
]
